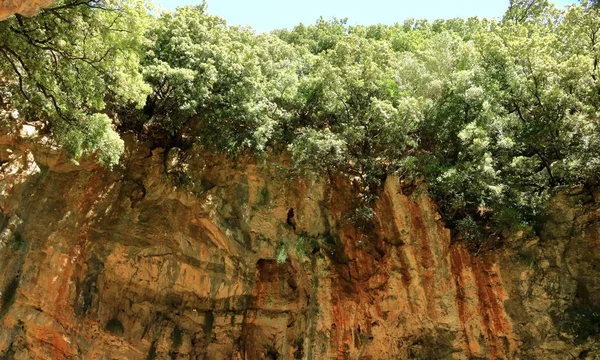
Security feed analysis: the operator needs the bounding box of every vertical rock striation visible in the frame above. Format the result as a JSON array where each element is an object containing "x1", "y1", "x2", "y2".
[{"x1": 0, "y1": 123, "x2": 598, "y2": 359}]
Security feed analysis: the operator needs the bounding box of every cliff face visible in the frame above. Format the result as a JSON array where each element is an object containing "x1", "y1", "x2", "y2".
[
  {"x1": 0, "y1": 0, "x2": 53, "y2": 20},
  {"x1": 0, "y1": 122, "x2": 598, "y2": 359}
]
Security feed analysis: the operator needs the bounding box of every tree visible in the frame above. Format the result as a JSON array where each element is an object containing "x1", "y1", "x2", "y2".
[
  {"x1": 417, "y1": 1, "x2": 600, "y2": 240},
  {"x1": 3, "y1": 0, "x2": 600, "y2": 244},
  {"x1": 503, "y1": 0, "x2": 551, "y2": 23},
  {"x1": 284, "y1": 35, "x2": 423, "y2": 184},
  {"x1": 143, "y1": 4, "x2": 299, "y2": 153},
  {"x1": 0, "y1": 0, "x2": 150, "y2": 165}
]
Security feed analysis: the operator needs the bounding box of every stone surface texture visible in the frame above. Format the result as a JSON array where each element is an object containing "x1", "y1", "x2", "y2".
[
  {"x1": 0, "y1": 119, "x2": 599, "y2": 359},
  {"x1": 0, "y1": 0, "x2": 53, "y2": 20}
]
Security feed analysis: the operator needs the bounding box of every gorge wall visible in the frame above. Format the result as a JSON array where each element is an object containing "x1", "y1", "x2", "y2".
[
  {"x1": 0, "y1": 121, "x2": 598, "y2": 359},
  {"x1": 0, "y1": 0, "x2": 53, "y2": 20}
]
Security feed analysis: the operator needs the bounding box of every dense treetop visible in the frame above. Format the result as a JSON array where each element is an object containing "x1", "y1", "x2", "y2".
[
  {"x1": 1, "y1": 0, "x2": 600, "y2": 242},
  {"x1": 0, "y1": 0, "x2": 150, "y2": 164}
]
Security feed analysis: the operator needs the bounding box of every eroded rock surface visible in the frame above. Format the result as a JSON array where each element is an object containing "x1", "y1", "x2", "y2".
[
  {"x1": 0, "y1": 0, "x2": 53, "y2": 20},
  {"x1": 0, "y1": 122, "x2": 598, "y2": 359}
]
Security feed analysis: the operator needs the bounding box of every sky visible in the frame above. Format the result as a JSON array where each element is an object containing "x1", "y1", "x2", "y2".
[{"x1": 156, "y1": 0, "x2": 578, "y2": 33}]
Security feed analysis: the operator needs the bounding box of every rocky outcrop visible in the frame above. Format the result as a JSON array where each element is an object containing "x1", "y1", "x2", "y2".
[
  {"x1": 0, "y1": 120, "x2": 598, "y2": 359},
  {"x1": 0, "y1": 0, "x2": 54, "y2": 20}
]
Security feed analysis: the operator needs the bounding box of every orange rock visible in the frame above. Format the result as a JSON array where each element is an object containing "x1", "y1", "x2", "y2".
[
  {"x1": 0, "y1": 0, "x2": 54, "y2": 20},
  {"x1": 0, "y1": 129, "x2": 597, "y2": 359}
]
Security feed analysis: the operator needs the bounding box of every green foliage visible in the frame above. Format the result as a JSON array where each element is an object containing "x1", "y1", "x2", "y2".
[
  {"x1": 5, "y1": 1, "x2": 600, "y2": 243},
  {"x1": 454, "y1": 217, "x2": 483, "y2": 244},
  {"x1": 276, "y1": 243, "x2": 288, "y2": 264},
  {"x1": 284, "y1": 34, "x2": 423, "y2": 184},
  {"x1": 58, "y1": 113, "x2": 124, "y2": 165},
  {"x1": 143, "y1": 4, "x2": 292, "y2": 152},
  {"x1": 294, "y1": 232, "x2": 320, "y2": 259},
  {"x1": 294, "y1": 235, "x2": 309, "y2": 259},
  {"x1": 273, "y1": 17, "x2": 349, "y2": 54},
  {"x1": 0, "y1": 0, "x2": 151, "y2": 166},
  {"x1": 288, "y1": 128, "x2": 347, "y2": 170},
  {"x1": 349, "y1": 204, "x2": 376, "y2": 227}
]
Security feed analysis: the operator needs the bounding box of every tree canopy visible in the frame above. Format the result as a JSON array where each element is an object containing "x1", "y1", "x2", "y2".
[
  {"x1": 0, "y1": 0, "x2": 150, "y2": 165},
  {"x1": 2, "y1": 0, "x2": 600, "y2": 241}
]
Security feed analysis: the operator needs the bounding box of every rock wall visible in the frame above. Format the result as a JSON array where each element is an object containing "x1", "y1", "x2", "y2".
[
  {"x1": 0, "y1": 0, "x2": 53, "y2": 20},
  {"x1": 0, "y1": 122, "x2": 598, "y2": 359}
]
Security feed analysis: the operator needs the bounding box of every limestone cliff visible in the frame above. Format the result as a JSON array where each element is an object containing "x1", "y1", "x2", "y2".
[
  {"x1": 0, "y1": 119, "x2": 598, "y2": 359},
  {"x1": 0, "y1": 0, "x2": 53, "y2": 20}
]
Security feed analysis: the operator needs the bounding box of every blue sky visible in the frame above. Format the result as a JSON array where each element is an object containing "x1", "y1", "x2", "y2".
[{"x1": 156, "y1": 0, "x2": 578, "y2": 33}]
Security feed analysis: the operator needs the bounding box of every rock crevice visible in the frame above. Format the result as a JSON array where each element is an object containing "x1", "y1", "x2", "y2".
[{"x1": 0, "y1": 127, "x2": 598, "y2": 359}]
